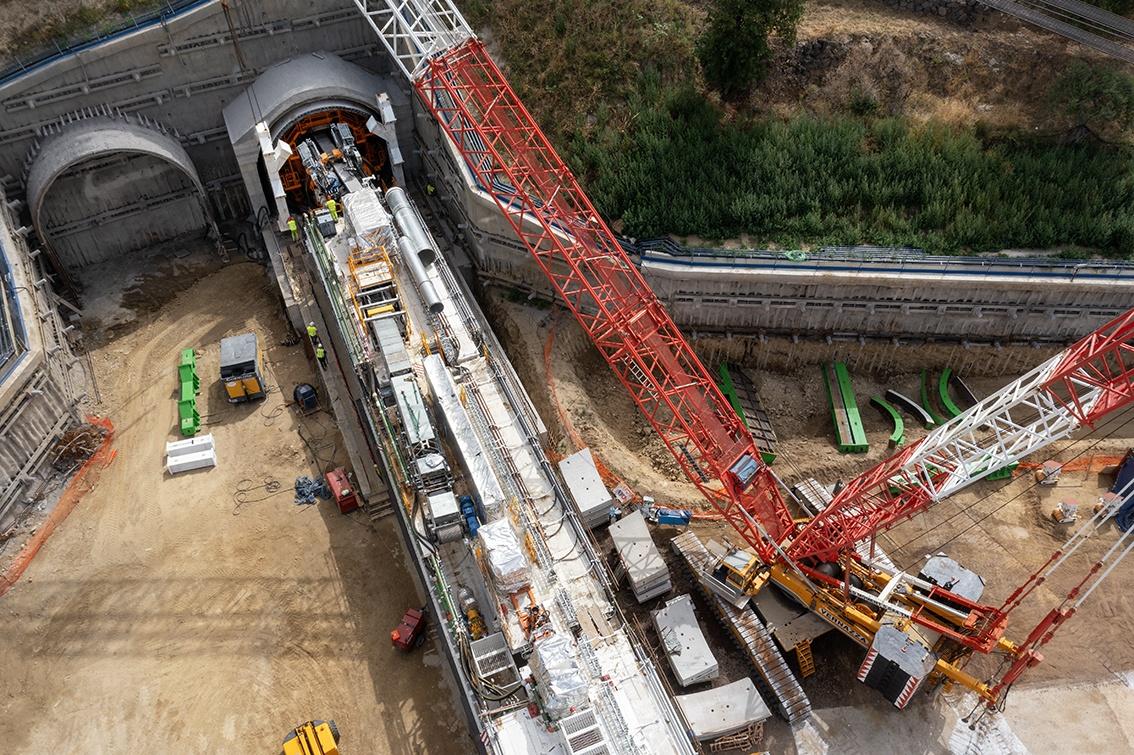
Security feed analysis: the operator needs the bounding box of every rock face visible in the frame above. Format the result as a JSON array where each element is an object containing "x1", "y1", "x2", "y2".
[{"x1": 885, "y1": 0, "x2": 990, "y2": 25}]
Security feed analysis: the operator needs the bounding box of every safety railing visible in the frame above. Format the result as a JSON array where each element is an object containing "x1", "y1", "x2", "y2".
[
  {"x1": 629, "y1": 236, "x2": 1134, "y2": 279},
  {"x1": 0, "y1": 0, "x2": 213, "y2": 88}
]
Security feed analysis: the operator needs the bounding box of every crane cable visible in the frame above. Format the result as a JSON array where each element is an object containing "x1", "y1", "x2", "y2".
[{"x1": 891, "y1": 407, "x2": 1133, "y2": 571}]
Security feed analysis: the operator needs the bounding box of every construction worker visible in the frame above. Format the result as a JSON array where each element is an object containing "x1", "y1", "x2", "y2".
[
  {"x1": 306, "y1": 321, "x2": 317, "y2": 340},
  {"x1": 326, "y1": 197, "x2": 339, "y2": 221},
  {"x1": 287, "y1": 216, "x2": 299, "y2": 241},
  {"x1": 315, "y1": 342, "x2": 327, "y2": 369},
  {"x1": 426, "y1": 183, "x2": 436, "y2": 196}
]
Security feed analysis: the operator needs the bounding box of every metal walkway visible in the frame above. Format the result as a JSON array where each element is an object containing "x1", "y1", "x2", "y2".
[{"x1": 671, "y1": 531, "x2": 812, "y2": 725}]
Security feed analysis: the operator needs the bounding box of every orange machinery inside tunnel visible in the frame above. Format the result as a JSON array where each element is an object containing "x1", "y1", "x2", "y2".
[{"x1": 277, "y1": 109, "x2": 392, "y2": 210}]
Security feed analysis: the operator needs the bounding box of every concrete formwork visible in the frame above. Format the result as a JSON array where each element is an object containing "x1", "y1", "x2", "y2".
[
  {"x1": 0, "y1": 195, "x2": 85, "y2": 529},
  {"x1": 25, "y1": 117, "x2": 214, "y2": 276}
]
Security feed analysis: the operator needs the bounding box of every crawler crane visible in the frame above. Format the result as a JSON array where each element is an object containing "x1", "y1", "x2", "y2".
[{"x1": 352, "y1": 0, "x2": 1134, "y2": 710}]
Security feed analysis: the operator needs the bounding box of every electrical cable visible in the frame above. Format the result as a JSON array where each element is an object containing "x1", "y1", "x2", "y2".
[{"x1": 232, "y1": 477, "x2": 284, "y2": 515}]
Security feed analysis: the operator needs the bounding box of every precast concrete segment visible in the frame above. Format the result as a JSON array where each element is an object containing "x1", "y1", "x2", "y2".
[{"x1": 25, "y1": 118, "x2": 212, "y2": 276}]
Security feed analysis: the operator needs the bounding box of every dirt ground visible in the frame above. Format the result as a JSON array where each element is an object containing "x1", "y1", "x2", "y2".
[
  {"x1": 762, "y1": 0, "x2": 1125, "y2": 135},
  {"x1": 490, "y1": 292, "x2": 1134, "y2": 753},
  {"x1": 0, "y1": 248, "x2": 473, "y2": 754}
]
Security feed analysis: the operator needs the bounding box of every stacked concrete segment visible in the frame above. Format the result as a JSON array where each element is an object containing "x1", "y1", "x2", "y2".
[{"x1": 610, "y1": 510, "x2": 672, "y2": 603}]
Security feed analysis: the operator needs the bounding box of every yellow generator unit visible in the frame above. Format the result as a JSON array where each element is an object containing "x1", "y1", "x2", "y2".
[
  {"x1": 220, "y1": 332, "x2": 266, "y2": 403},
  {"x1": 282, "y1": 720, "x2": 340, "y2": 755}
]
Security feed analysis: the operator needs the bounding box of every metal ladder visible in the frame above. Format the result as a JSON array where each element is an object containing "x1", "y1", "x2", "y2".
[{"x1": 795, "y1": 639, "x2": 816, "y2": 678}]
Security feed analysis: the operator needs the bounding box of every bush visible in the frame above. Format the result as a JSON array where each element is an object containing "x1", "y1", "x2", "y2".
[
  {"x1": 847, "y1": 86, "x2": 879, "y2": 117},
  {"x1": 577, "y1": 87, "x2": 1134, "y2": 257},
  {"x1": 1051, "y1": 60, "x2": 1134, "y2": 133},
  {"x1": 697, "y1": 0, "x2": 804, "y2": 100}
]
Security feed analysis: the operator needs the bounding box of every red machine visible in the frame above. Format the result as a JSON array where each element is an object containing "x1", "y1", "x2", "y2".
[
  {"x1": 391, "y1": 607, "x2": 427, "y2": 651},
  {"x1": 324, "y1": 467, "x2": 358, "y2": 514},
  {"x1": 413, "y1": 36, "x2": 1134, "y2": 709}
]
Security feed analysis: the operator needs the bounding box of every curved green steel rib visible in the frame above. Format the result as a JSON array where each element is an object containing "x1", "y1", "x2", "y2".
[
  {"x1": 870, "y1": 395, "x2": 905, "y2": 447},
  {"x1": 937, "y1": 367, "x2": 964, "y2": 419}
]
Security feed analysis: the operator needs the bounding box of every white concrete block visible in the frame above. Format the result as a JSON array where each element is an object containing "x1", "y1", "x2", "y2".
[
  {"x1": 166, "y1": 448, "x2": 216, "y2": 474},
  {"x1": 165, "y1": 433, "x2": 214, "y2": 457}
]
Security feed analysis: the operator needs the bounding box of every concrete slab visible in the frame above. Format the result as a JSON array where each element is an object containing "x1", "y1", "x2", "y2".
[
  {"x1": 610, "y1": 510, "x2": 671, "y2": 601},
  {"x1": 652, "y1": 594, "x2": 718, "y2": 687},
  {"x1": 558, "y1": 447, "x2": 612, "y2": 528},
  {"x1": 675, "y1": 678, "x2": 771, "y2": 741}
]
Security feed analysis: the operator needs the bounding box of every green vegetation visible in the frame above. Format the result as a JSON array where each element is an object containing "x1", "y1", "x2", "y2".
[
  {"x1": 466, "y1": 0, "x2": 1134, "y2": 256},
  {"x1": 698, "y1": 0, "x2": 804, "y2": 100},
  {"x1": 460, "y1": 0, "x2": 699, "y2": 150},
  {"x1": 6, "y1": 0, "x2": 165, "y2": 63},
  {"x1": 572, "y1": 86, "x2": 1134, "y2": 256},
  {"x1": 1052, "y1": 60, "x2": 1134, "y2": 135}
]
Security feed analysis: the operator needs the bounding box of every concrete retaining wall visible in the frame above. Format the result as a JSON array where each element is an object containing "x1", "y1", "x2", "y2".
[
  {"x1": 0, "y1": 195, "x2": 85, "y2": 529},
  {"x1": 0, "y1": 0, "x2": 400, "y2": 221},
  {"x1": 414, "y1": 106, "x2": 1134, "y2": 345}
]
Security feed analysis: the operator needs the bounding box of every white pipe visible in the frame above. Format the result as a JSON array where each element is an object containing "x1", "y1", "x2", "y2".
[
  {"x1": 398, "y1": 235, "x2": 443, "y2": 314},
  {"x1": 386, "y1": 186, "x2": 437, "y2": 266}
]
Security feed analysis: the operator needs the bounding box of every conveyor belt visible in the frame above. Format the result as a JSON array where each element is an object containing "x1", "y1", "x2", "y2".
[{"x1": 671, "y1": 531, "x2": 812, "y2": 724}]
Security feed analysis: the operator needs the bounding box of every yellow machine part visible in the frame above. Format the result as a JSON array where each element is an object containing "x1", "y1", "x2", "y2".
[
  {"x1": 242, "y1": 376, "x2": 262, "y2": 395},
  {"x1": 763, "y1": 561, "x2": 998, "y2": 702},
  {"x1": 282, "y1": 722, "x2": 339, "y2": 755},
  {"x1": 224, "y1": 380, "x2": 245, "y2": 400}
]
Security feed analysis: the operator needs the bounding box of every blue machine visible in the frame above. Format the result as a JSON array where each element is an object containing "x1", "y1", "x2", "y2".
[
  {"x1": 653, "y1": 507, "x2": 693, "y2": 527},
  {"x1": 642, "y1": 498, "x2": 692, "y2": 527},
  {"x1": 459, "y1": 495, "x2": 480, "y2": 537},
  {"x1": 293, "y1": 383, "x2": 318, "y2": 412}
]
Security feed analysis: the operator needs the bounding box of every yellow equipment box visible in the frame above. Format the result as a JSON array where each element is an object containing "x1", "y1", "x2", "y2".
[
  {"x1": 219, "y1": 332, "x2": 266, "y2": 403},
  {"x1": 281, "y1": 720, "x2": 340, "y2": 755}
]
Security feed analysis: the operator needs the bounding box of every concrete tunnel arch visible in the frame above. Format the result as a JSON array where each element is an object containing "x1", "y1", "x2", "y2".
[
  {"x1": 25, "y1": 117, "x2": 217, "y2": 285},
  {"x1": 222, "y1": 52, "x2": 411, "y2": 228}
]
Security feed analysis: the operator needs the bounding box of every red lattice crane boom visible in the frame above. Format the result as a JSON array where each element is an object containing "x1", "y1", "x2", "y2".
[{"x1": 416, "y1": 39, "x2": 793, "y2": 553}]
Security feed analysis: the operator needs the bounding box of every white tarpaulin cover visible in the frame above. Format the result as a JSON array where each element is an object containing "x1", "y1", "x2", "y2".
[
  {"x1": 343, "y1": 189, "x2": 390, "y2": 238},
  {"x1": 530, "y1": 633, "x2": 589, "y2": 718},
  {"x1": 423, "y1": 354, "x2": 507, "y2": 519},
  {"x1": 479, "y1": 519, "x2": 530, "y2": 593}
]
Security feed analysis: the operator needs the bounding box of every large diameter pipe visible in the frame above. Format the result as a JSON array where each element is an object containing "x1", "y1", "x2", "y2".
[
  {"x1": 385, "y1": 186, "x2": 437, "y2": 266},
  {"x1": 398, "y1": 235, "x2": 444, "y2": 314}
]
